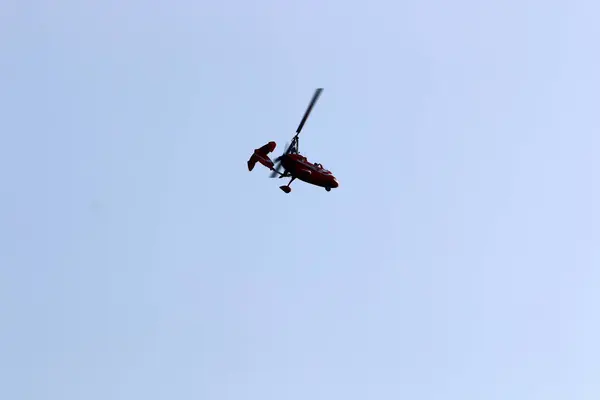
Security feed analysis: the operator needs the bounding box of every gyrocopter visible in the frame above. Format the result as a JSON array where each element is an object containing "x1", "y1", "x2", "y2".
[{"x1": 247, "y1": 88, "x2": 339, "y2": 193}]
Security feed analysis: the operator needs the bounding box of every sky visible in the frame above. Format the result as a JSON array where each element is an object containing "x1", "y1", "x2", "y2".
[{"x1": 1, "y1": 0, "x2": 599, "y2": 399}]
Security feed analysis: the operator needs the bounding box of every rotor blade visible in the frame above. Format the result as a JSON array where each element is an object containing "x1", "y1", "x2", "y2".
[
  {"x1": 269, "y1": 155, "x2": 284, "y2": 178},
  {"x1": 295, "y1": 88, "x2": 323, "y2": 135},
  {"x1": 269, "y1": 169, "x2": 283, "y2": 178},
  {"x1": 270, "y1": 161, "x2": 284, "y2": 178}
]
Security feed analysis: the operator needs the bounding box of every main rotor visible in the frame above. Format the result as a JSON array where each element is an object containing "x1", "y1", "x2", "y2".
[
  {"x1": 270, "y1": 88, "x2": 323, "y2": 177},
  {"x1": 289, "y1": 87, "x2": 322, "y2": 153}
]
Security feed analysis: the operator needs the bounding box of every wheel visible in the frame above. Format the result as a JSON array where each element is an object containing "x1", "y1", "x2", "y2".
[
  {"x1": 325, "y1": 187, "x2": 331, "y2": 192},
  {"x1": 280, "y1": 186, "x2": 292, "y2": 193}
]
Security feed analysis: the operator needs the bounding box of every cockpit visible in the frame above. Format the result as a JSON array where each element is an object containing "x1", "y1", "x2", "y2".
[{"x1": 313, "y1": 162, "x2": 331, "y2": 174}]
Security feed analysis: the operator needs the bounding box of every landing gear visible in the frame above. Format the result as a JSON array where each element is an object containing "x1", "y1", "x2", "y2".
[
  {"x1": 279, "y1": 177, "x2": 296, "y2": 194},
  {"x1": 325, "y1": 187, "x2": 331, "y2": 192}
]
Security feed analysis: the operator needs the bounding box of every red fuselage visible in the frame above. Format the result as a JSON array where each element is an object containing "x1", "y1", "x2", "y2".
[{"x1": 280, "y1": 154, "x2": 339, "y2": 189}]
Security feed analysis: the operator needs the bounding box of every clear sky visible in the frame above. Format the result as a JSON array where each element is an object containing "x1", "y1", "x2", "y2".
[{"x1": 1, "y1": 0, "x2": 599, "y2": 399}]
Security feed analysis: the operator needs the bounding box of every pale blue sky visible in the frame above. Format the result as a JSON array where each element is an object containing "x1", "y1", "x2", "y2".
[{"x1": 1, "y1": 0, "x2": 599, "y2": 399}]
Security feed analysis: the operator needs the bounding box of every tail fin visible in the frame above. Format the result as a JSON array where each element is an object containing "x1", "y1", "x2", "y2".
[{"x1": 248, "y1": 141, "x2": 276, "y2": 171}]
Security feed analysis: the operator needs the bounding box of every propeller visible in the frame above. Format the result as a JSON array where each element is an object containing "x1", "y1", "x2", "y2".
[{"x1": 269, "y1": 142, "x2": 289, "y2": 178}]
